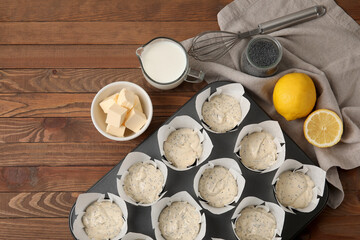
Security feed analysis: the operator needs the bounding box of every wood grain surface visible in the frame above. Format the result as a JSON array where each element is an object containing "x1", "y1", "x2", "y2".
[{"x1": 0, "y1": 0, "x2": 359, "y2": 239}]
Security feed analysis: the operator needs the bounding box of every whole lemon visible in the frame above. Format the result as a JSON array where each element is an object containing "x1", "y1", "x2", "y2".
[{"x1": 273, "y1": 73, "x2": 316, "y2": 121}]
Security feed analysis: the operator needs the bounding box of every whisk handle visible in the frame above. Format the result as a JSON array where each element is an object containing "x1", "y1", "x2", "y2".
[{"x1": 258, "y1": 5, "x2": 326, "y2": 34}]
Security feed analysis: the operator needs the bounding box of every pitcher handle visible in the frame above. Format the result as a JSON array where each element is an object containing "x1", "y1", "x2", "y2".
[{"x1": 185, "y1": 68, "x2": 205, "y2": 83}]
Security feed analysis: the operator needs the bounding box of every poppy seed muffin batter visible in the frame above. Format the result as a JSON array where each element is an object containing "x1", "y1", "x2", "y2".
[
  {"x1": 123, "y1": 162, "x2": 164, "y2": 204},
  {"x1": 240, "y1": 131, "x2": 277, "y2": 170},
  {"x1": 202, "y1": 94, "x2": 242, "y2": 133},
  {"x1": 235, "y1": 206, "x2": 276, "y2": 240},
  {"x1": 158, "y1": 201, "x2": 200, "y2": 240},
  {"x1": 82, "y1": 201, "x2": 124, "y2": 240},
  {"x1": 163, "y1": 128, "x2": 202, "y2": 169},
  {"x1": 198, "y1": 166, "x2": 238, "y2": 207},
  {"x1": 275, "y1": 170, "x2": 315, "y2": 209}
]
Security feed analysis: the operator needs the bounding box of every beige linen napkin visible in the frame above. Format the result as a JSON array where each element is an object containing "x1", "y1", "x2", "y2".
[{"x1": 183, "y1": 0, "x2": 360, "y2": 208}]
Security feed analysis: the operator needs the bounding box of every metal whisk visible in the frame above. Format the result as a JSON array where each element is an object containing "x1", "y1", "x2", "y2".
[{"x1": 188, "y1": 5, "x2": 326, "y2": 62}]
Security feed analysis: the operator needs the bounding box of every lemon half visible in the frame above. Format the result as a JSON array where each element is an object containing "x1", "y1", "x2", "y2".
[{"x1": 304, "y1": 109, "x2": 343, "y2": 148}]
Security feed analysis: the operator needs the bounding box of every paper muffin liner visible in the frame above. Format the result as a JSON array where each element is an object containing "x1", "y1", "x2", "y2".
[
  {"x1": 73, "y1": 192, "x2": 128, "y2": 240},
  {"x1": 151, "y1": 191, "x2": 206, "y2": 240},
  {"x1": 122, "y1": 232, "x2": 153, "y2": 240},
  {"x1": 157, "y1": 115, "x2": 213, "y2": 171},
  {"x1": 117, "y1": 151, "x2": 168, "y2": 206},
  {"x1": 195, "y1": 83, "x2": 251, "y2": 133},
  {"x1": 193, "y1": 158, "x2": 245, "y2": 214},
  {"x1": 231, "y1": 196, "x2": 285, "y2": 240},
  {"x1": 233, "y1": 120, "x2": 286, "y2": 173},
  {"x1": 271, "y1": 159, "x2": 326, "y2": 214}
]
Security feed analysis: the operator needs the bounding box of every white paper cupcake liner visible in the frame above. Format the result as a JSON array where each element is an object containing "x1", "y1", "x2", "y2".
[
  {"x1": 157, "y1": 115, "x2": 213, "y2": 171},
  {"x1": 122, "y1": 232, "x2": 153, "y2": 240},
  {"x1": 233, "y1": 120, "x2": 286, "y2": 173},
  {"x1": 73, "y1": 192, "x2": 128, "y2": 240},
  {"x1": 151, "y1": 191, "x2": 206, "y2": 240},
  {"x1": 231, "y1": 196, "x2": 285, "y2": 240},
  {"x1": 195, "y1": 83, "x2": 251, "y2": 133},
  {"x1": 193, "y1": 158, "x2": 245, "y2": 215},
  {"x1": 272, "y1": 159, "x2": 326, "y2": 214},
  {"x1": 117, "y1": 151, "x2": 168, "y2": 206}
]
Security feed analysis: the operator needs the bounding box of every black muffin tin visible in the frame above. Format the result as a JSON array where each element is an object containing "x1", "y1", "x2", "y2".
[{"x1": 69, "y1": 81, "x2": 328, "y2": 239}]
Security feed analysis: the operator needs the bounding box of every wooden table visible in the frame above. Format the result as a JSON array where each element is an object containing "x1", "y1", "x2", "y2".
[{"x1": 0, "y1": 0, "x2": 359, "y2": 239}]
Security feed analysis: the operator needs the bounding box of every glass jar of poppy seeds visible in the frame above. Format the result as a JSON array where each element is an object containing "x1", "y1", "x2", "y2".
[{"x1": 240, "y1": 35, "x2": 282, "y2": 77}]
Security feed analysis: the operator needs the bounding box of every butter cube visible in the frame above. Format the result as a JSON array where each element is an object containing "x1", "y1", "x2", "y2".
[
  {"x1": 105, "y1": 104, "x2": 128, "y2": 127},
  {"x1": 133, "y1": 94, "x2": 143, "y2": 112},
  {"x1": 124, "y1": 108, "x2": 147, "y2": 133},
  {"x1": 99, "y1": 93, "x2": 119, "y2": 114},
  {"x1": 117, "y1": 88, "x2": 135, "y2": 109},
  {"x1": 106, "y1": 124, "x2": 126, "y2": 137}
]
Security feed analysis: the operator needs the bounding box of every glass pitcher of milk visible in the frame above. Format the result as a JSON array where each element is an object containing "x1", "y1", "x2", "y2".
[{"x1": 136, "y1": 37, "x2": 205, "y2": 90}]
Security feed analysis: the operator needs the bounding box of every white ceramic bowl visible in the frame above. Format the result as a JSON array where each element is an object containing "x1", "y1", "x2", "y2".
[{"x1": 91, "y1": 81, "x2": 153, "y2": 141}]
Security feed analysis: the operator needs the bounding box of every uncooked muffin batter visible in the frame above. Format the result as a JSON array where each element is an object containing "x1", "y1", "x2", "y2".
[
  {"x1": 198, "y1": 166, "x2": 238, "y2": 207},
  {"x1": 201, "y1": 94, "x2": 242, "y2": 133},
  {"x1": 240, "y1": 131, "x2": 277, "y2": 170},
  {"x1": 82, "y1": 201, "x2": 124, "y2": 240},
  {"x1": 235, "y1": 206, "x2": 276, "y2": 240},
  {"x1": 163, "y1": 128, "x2": 202, "y2": 169},
  {"x1": 275, "y1": 170, "x2": 315, "y2": 209},
  {"x1": 158, "y1": 201, "x2": 200, "y2": 240},
  {"x1": 124, "y1": 162, "x2": 164, "y2": 204}
]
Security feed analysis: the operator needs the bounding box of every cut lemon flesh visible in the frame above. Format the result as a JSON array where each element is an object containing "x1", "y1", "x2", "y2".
[{"x1": 304, "y1": 109, "x2": 343, "y2": 148}]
